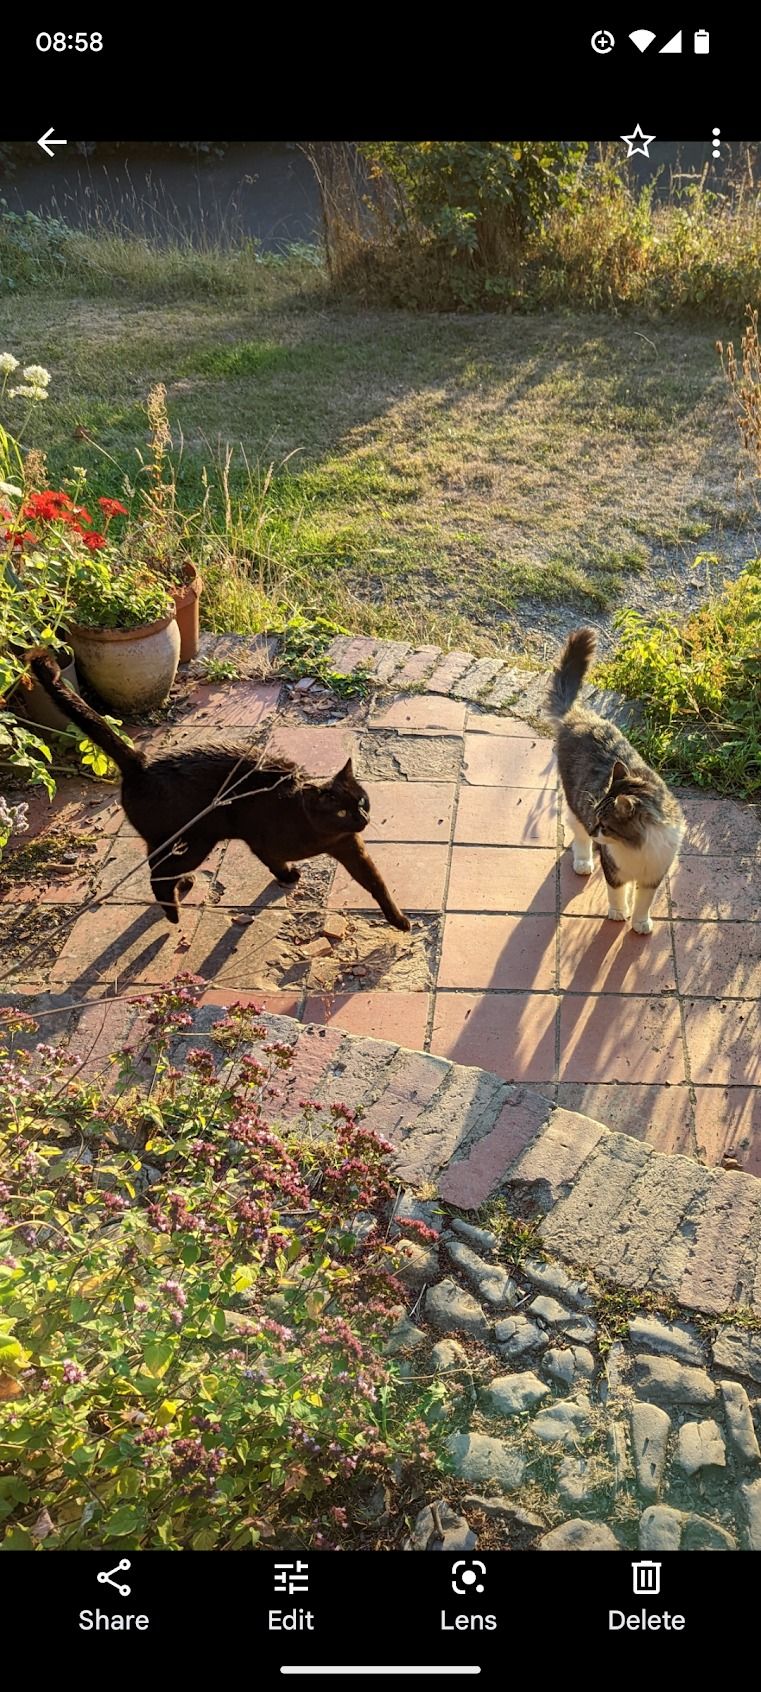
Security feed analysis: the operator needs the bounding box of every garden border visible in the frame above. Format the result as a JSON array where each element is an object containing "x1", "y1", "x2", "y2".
[{"x1": 33, "y1": 992, "x2": 761, "y2": 1324}]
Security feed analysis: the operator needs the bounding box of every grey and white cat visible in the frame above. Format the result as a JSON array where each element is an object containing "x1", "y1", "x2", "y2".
[{"x1": 548, "y1": 628, "x2": 685, "y2": 935}]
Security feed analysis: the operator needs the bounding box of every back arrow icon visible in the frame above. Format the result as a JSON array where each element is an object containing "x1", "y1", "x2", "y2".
[{"x1": 38, "y1": 128, "x2": 67, "y2": 158}]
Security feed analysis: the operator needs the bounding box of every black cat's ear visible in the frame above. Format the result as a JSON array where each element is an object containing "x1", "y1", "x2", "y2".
[
  {"x1": 611, "y1": 759, "x2": 629, "y2": 786},
  {"x1": 335, "y1": 758, "x2": 354, "y2": 783}
]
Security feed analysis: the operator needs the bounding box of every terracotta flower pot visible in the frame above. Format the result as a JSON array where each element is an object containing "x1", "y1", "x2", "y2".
[
  {"x1": 67, "y1": 614, "x2": 181, "y2": 713},
  {"x1": 171, "y1": 562, "x2": 203, "y2": 662},
  {"x1": 18, "y1": 650, "x2": 82, "y2": 734}
]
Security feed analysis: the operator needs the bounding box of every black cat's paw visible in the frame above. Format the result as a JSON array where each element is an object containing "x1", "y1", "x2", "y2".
[
  {"x1": 277, "y1": 865, "x2": 301, "y2": 885},
  {"x1": 162, "y1": 905, "x2": 180, "y2": 924},
  {"x1": 389, "y1": 911, "x2": 412, "y2": 932}
]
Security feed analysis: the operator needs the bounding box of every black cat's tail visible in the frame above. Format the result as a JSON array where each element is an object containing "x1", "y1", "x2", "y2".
[
  {"x1": 26, "y1": 651, "x2": 146, "y2": 773},
  {"x1": 546, "y1": 627, "x2": 597, "y2": 720}
]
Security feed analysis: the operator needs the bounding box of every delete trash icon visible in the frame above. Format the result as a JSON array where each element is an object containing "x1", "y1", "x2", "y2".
[{"x1": 632, "y1": 1560, "x2": 661, "y2": 1595}]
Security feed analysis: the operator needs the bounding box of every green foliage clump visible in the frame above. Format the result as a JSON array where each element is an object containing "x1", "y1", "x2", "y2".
[
  {"x1": 276, "y1": 611, "x2": 372, "y2": 697},
  {"x1": 0, "y1": 981, "x2": 445, "y2": 1550},
  {"x1": 0, "y1": 202, "x2": 72, "y2": 291},
  {"x1": 600, "y1": 558, "x2": 761, "y2": 796},
  {"x1": 319, "y1": 141, "x2": 587, "y2": 310},
  {"x1": 366, "y1": 140, "x2": 587, "y2": 251},
  {"x1": 316, "y1": 143, "x2": 761, "y2": 318},
  {"x1": 533, "y1": 169, "x2": 761, "y2": 318},
  {"x1": 69, "y1": 558, "x2": 173, "y2": 631}
]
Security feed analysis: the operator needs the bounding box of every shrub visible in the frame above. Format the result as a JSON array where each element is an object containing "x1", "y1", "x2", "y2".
[
  {"x1": 0, "y1": 203, "x2": 71, "y2": 291},
  {"x1": 313, "y1": 144, "x2": 761, "y2": 318},
  {"x1": 0, "y1": 980, "x2": 445, "y2": 1550},
  {"x1": 313, "y1": 140, "x2": 587, "y2": 309},
  {"x1": 528, "y1": 161, "x2": 656, "y2": 310}
]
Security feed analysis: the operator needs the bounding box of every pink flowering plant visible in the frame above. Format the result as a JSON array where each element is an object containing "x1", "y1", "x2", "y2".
[{"x1": 0, "y1": 977, "x2": 445, "y2": 1550}]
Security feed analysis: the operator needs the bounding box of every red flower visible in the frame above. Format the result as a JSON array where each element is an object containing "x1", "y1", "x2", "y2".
[
  {"x1": 22, "y1": 489, "x2": 83, "y2": 524},
  {"x1": 82, "y1": 531, "x2": 106, "y2": 551},
  {"x1": 71, "y1": 505, "x2": 93, "y2": 524},
  {"x1": 3, "y1": 525, "x2": 37, "y2": 545},
  {"x1": 23, "y1": 492, "x2": 66, "y2": 522},
  {"x1": 98, "y1": 496, "x2": 128, "y2": 518}
]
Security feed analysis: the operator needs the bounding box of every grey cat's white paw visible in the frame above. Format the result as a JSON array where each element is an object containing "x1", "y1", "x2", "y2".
[
  {"x1": 606, "y1": 905, "x2": 628, "y2": 922},
  {"x1": 572, "y1": 854, "x2": 594, "y2": 876},
  {"x1": 632, "y1": 916, "x2": 654, "y2": 935}
]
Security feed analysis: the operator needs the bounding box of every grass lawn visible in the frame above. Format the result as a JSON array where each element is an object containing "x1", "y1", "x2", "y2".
[{"x1": 2, "y1": 272, "x2": 754, "y2": 653}]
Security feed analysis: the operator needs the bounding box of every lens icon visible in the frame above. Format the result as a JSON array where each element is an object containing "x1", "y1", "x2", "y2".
[{"x1": 591, "y1": 30, "x2": 615, "y2": 54}]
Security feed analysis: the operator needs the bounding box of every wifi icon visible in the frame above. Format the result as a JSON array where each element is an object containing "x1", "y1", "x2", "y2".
[{"x1": 629, "y1": 29, "x2": 656, "y2": 51}]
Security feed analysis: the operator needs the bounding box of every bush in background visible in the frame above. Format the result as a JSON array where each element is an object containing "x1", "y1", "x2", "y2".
[{"x1": 311, "y1": 142, "x2": 761, "y2": 318}]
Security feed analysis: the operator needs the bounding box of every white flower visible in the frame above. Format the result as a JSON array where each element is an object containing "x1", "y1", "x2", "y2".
[
  {"x1": 9, "y1": 384, "x2": 49, "y2": 402},
  {"x1": 0, "y1": 352, "x2": 20, "y2": 375},
  {"x1": 0, "y1": 480, "x2": 22, "y2": 498},
  {"x1": 0, "y1": 797, "x2": 29, "y2": 836},
  {"x1": 22, "y1": 364, "x2": 51, "y2": 387}
]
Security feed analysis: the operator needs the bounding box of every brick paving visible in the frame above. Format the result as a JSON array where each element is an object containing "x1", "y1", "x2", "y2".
[
  {"x1": 14, "y1": 993, "x2": 758, "y2": 1322},
  {"x1": 2, "y1": 633, "x2": 759, "y2": 1173}
]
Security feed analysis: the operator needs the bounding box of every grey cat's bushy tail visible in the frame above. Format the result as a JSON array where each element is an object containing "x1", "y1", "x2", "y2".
[
  {"x1": 547, "y1": 627, "x2": 597, "y2": 720},
  {"x1": 26, "y1": 650, "x2": 146, "y2": 774}
]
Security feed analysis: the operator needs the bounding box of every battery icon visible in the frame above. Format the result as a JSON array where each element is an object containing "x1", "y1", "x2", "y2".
[{"x1": 694, "y1": 30, "x2": 710, "y2": 53}]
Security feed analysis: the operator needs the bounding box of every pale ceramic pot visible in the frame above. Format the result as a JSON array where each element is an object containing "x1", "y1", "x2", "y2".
[
  {"x1": 12, "y1": 650, "x2": 81, "y2": 734},
  {"x1": 170, "y1": 562, "x2": 203, "y2": 663},
  {"x1": 67, "y1": 614, "x2": 181, "y2": 712}
]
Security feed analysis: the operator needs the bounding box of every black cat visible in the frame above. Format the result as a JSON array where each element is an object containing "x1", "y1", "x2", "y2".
[{"x1": 29, "y1": 654, "x2": 411, "y2": 930}]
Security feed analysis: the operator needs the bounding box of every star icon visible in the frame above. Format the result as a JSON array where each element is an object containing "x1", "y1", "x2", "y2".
[{"x1": 620, "y1": 123, "x2": 656, "y2": 159}]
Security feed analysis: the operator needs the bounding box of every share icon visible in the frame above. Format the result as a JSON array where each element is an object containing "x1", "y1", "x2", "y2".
[{"x1": 97, "y1": 1558, "x2": 132, "y2": 1597}]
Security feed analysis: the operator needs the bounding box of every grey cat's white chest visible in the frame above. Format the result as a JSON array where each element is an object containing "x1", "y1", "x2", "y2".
[{"x1": 601, "y1": 820, "x2": 684, "y2": 886}]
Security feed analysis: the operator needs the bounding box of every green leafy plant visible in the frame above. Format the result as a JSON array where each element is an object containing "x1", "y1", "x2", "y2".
[
  {"x1": 277, "y1": 611, "x2": 371, "y2": 698},
  {"x1": 0, "y1": 719, "x2": 54, "y2": 798},
  {"x1": 71, "y1": 719, "x2": 126, "y2": 780},
  {"x1": 314, "y1": 140, "x2": 587, "y2": 309},
  {"x1": 600, "y1": 559, "x2": 761, "y2": 796},
  {"x1": 366, "y1": 141, "x2": 588, "y2": 249},
  {"x1": 69, "y1": 557, "x2": 174, "y2": 631},
  {"x1": 0, "y1": 203, "x2": 71, "y2": 291},
  {"x1": 0, "y1": 980, "x2": 445, "y2": 1550},
  {"x1": 198, "y1": 657, "x2": 240, "y2": 684}
]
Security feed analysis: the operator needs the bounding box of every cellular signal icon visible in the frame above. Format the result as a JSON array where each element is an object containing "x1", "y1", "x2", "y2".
[{"x1": 629, "y1": 29, "x2": 656, "y2": 52}]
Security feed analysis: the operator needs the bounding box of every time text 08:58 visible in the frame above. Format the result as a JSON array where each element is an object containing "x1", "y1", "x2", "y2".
[{"x1": 36, "y1": 32, "x2": 103, "y2": 51}]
